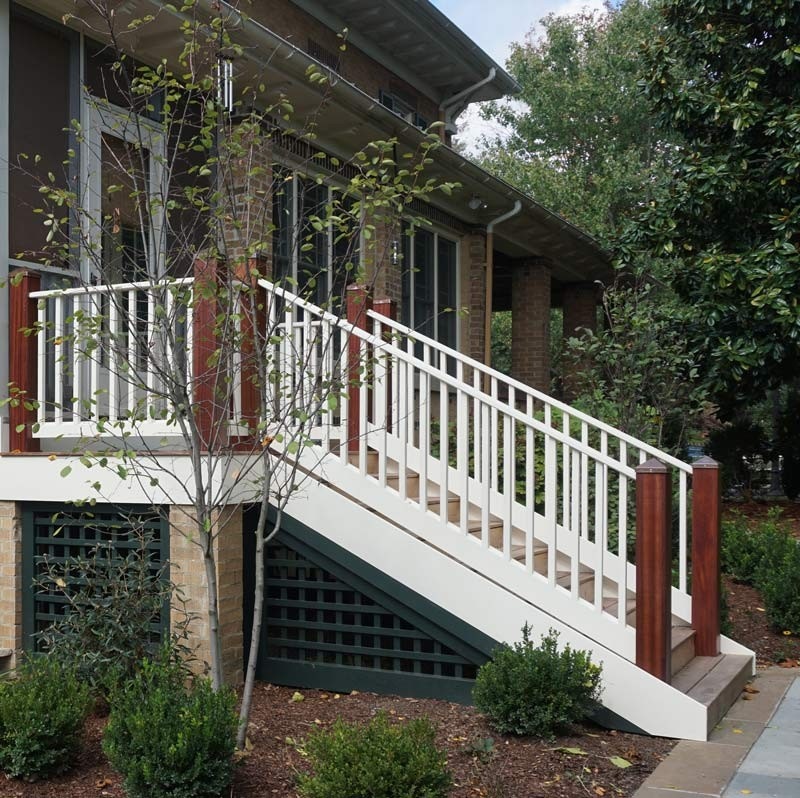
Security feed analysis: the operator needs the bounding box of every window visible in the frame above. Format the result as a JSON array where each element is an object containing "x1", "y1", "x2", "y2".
[
  {"x1": 271, "y1": 168, "x2": 359, "y2": 311},
  {"x1": 401, "y1": 226, "x2": 459, "y2": 351},
  {"x1": 378, "y1": 89, "x2": 428, "y2": 131},
  {"x1": 84, "y1": 100, "x2": 166, "y2": 283}
]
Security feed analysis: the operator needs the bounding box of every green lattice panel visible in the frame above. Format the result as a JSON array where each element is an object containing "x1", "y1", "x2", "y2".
[
  {"x1": 265, "y1": 542, "x2": 479, "y2": 679},
  {"x1": 22, "y1": 504, "x2": 168, "y2": 648}
]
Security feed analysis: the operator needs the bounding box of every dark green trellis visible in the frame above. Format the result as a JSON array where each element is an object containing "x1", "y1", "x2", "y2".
[
  {"x1": 244, "y1": 510, "x2": 497, "y2": 703},
  {"x1": 22, "y1": 504, "x2": 169, "y2": 650}
]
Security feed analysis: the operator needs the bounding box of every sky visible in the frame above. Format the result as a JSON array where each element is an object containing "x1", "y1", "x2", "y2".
[{"x1": 431, "y1": 0, "x2": 606, "y2": 151}]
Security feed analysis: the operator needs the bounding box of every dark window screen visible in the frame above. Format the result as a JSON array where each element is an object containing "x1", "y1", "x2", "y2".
[{"x1": 9, "y1": 14, "x2": 71, "y2": 260}]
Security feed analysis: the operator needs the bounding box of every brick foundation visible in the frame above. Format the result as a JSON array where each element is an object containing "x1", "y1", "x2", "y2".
[
  {"x1": 511, "y1": 258, "x2": 552, "y2": 392},
  {"x1": 169, "y1": 506, "x2": 244, "y2": 686},
  {"x1": 0, "y1": 501, "x2": 22, "y2": 672}
]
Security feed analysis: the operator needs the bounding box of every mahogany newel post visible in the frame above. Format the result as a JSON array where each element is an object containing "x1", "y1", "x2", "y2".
[
  {"x1": 635, "y1": 458, "x2": 672, "y2": 681},
  {"x1": 691, "y1": 456, "x2": 721, "y2": 656},
  {"x1": 8, "y1": 270, "x2": 41, "y2": 453},
  {"x1": 346, "y1": 284, "x2": 372, "y2": 454},
  {"x1": 192, "y1": 258, "x2": 228, "y2": 450}
]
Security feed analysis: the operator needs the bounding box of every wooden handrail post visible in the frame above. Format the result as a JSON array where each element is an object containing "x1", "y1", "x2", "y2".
[
  {"x1": 8, "y1": 270, "x2": 41, "y2": 453},
  {"x1": 635, "y1": 458, "x2": 672, "y2": 681},
  {"x1": 346, "y1": 284, "x2": 372, "y2": 454},
  {"x1": 691, "y1": 456, "x2": 721, "y2": 656},
  {"x1": 193, "y1": 257, "x2": 229, "y2": 450}
]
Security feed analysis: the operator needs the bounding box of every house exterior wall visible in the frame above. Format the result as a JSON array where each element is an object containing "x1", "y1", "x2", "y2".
[
  {"x1": 0, "y1": 500, "x2": 22, "y2": 671},
  {"x1": 259, "y1": 0, "x2": 440, "y2": 125},
  {"x1": 169, "y1": 506, "x2": 244, "y2": 686}
]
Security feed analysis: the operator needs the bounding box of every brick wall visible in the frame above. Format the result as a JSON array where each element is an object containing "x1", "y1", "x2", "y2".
[
  {"x1": 0, "y1": 501, "x2": 22, "y2": 672},
  {"x1": 511, "y1": 258, "x2": 552, "y2": 392},
  {"x1": 255, "y1": 0, "x2": 439, "y2": 124},
  {"x1": 169, "y1": 506, "x2": 244, "y2": 686}
]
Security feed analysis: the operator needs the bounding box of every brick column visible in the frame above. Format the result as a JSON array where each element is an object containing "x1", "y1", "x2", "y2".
[
  {"x1": 464, "y1": 232, "x2": 487, "y2": 364},
  {"x1": 220, "y1": 123, "x2": 273, "y2": 277},
  {"x1": 169, "y1": 505, "x2": 244, "y2": 686},
  {"x1": 0, "y1": 502, "x2": 22, "y2": 672},
  {"x1": 511, "y1": 258, "x2": 552, "y2": 392},
  {"x1": 365, "y1": 217, "x2": 402, "y2": 306},
  {"x1": 562, "y1": 281, "x2": 599, "y2": 398},
  {"x1": 563, "y1": 281, "x2": 598, "y2": 339}
]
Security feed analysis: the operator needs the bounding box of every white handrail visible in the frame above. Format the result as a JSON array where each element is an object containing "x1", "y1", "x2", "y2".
[{"x1": 368, "y1": 309, "x2": 693, "y2": 474}]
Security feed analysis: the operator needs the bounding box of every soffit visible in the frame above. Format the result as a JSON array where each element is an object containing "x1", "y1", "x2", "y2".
[{"x1": 288, "y1": 0, "x2": 519, "y2": 104}]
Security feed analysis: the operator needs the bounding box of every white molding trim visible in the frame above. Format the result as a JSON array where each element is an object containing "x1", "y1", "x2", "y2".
[{"x1": 0, "y1": 0, "x2": 10, "y2": 415}]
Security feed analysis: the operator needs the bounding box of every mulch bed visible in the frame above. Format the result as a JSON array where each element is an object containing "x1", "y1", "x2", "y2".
[
  {"x1": 722, "y1": 498, "x2": 800, "y2": 669},
  {"x1": 6, "y1": 685, "x2": 675, "y2": 798}
]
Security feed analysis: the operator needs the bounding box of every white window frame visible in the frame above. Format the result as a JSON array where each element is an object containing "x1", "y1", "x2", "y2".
[
  {"x1": 274, "y1": 165, "x2": 362, "y2": 298},
  {"x1": 82, "y1": 95, "x2": 166, "y2": 283}
]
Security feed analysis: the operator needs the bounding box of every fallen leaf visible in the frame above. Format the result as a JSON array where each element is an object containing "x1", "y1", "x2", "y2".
[
  {"x1": 290, "y1": 691, "x2": 304, "y2": 703},
  {"x1": 740, "y1": 790, "x2": 752, "y2": 795},
  {"x1": 743, "y1": 685, "x2": 760, "y2": 694},
  {"x1": 779, "y1": 659, "x2": 799, "y2": 668},
  {"x1": 555, "y1": 747, "x2": 589, "y2": 756},
  {"x1": 733, "y1": 729, "x2": 743, "y2": 734},
  {"x1": 595, "y1": 787, "x2": 607, "y2": 796},
  {"x1": 95, "y1": 778, "x2": 113, "y2": 788},
  {"x1": 608, "y1": 756, "x2": 632, "y2": 769},
  {"x1": 756, "y1": 607, "x2": 765, "y2": 612},
  {"x1": 742, "y1": 694, "x2": 754, "y2": 701}
]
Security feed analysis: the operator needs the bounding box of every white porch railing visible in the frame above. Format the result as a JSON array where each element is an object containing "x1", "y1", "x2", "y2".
[{"x1": 30, "y1": 278, "x2": 198, "y2": 438}]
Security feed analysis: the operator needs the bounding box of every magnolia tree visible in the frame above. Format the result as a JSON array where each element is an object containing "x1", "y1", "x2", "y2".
[{"x1": 5, "y1": 0, "x2": 453, "y2": 746}]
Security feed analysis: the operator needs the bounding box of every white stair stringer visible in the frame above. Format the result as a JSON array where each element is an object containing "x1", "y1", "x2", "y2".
[{"x1": 282, "y1": 468, "x2": 712, "y2": 741}]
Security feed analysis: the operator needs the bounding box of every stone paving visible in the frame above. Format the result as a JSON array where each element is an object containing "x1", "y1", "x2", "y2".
[{"x1": 633, "y1": 667, "x2": 799, "y2": 798}]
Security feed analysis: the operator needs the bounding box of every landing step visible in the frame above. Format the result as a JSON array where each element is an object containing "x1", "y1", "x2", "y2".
[{"x1": 673, "y1": 654, "x2": 753, "y2": 735}]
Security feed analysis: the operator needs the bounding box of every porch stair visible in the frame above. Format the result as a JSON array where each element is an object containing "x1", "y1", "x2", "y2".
[
  {"x1": 25, "y1": 275, "x2": 757, "y2": 740},
  {"x1": 349, "y1": 452, "x2": 753, "y2": 731}
]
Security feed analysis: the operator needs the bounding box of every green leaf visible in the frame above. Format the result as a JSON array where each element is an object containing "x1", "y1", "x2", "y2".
[
  {"x1": 59, "y1": 466, "x2": 72, "y2": 478},
  {"x1": 609, "y1": 756, "x2": 632, "y2": 768}
]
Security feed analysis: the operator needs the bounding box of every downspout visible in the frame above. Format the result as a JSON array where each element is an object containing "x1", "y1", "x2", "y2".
[
  {"x1": 483, "y1": 200, "x2": 522, "y2": 384},
  {"x1": 439, "y1": 67, "x2": 496, "y2": 140}
]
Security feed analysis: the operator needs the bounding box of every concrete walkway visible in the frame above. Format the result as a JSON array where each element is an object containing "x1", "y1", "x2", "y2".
[{"x1": 634, "y1": 667, "x2": 799, "y2": 798}]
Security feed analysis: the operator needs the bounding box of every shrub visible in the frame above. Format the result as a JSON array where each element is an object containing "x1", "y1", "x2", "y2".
[
  {"x1": 34, "y1": 533, "x2": 194, "y2": 698},
  {"x1": 0, "y1": 657, "x2": 91, "y2": 780},
  {"x1": 472, "y1": 625, "x2": 602, "y2": 738},
  {"x1": 760, "y1": 541, "x2": 800, "y2": 634},
  {"x1": 103, "y1": 656, "x2": 237, "y2": 798},
  {"x1": 297, "y1": 711, "x2": 451, "y2": 798},
  {"x1": 721, "y1": 511, "x2": 795, "y2": 585}
]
